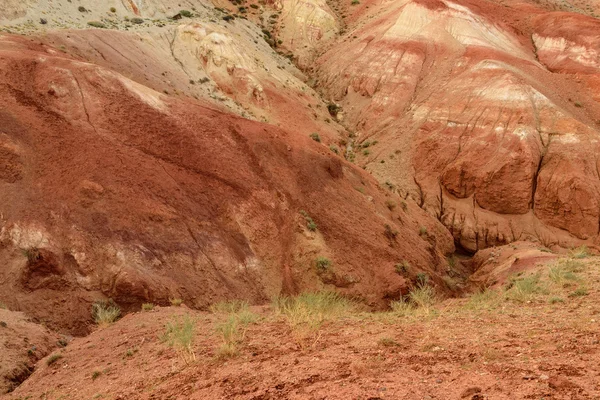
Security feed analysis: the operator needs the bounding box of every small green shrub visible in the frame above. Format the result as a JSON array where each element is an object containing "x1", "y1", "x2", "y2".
[
  {"x1": 327, "y1": 103, "x2": 340, "y2": 117},
  {"x1": 179, "y1": 9, "x2": 193, "y2": 17},
  {"x1": 92, "y1": 370, "x2": 102, "y2": 380},
  {"x1": 87, "y1": 21, "x2": 106, "y2": 28},
  {"x1": 315, "y1": 257, "x2": 331, "y2": 271},
  {"x1": 91, "y1": 300, "x2": 121, "y2": 326},
  {"x1": 549, "y1": 297, "x2": 565, "y2": 304},
  {"x1": 131, "y1": 17, "x2": 144, "y2": 24},
  {"x1": 351, "y1": 0, "x2": 360, "y2": 4},
  {"x1": 299, "y1": 210, "x2": 317, "y2": 232},
  {"x1": 384, "y1": 224, "x2": 398, "y2": 240},
  {"x1": 141, "y1": 303, "x2": 154, "y2": 311},
  {"x1": 47, "y1": 353, "x2": 63, "y2": 366},
  {"x1": 0, "y1": 302, "x2": 6, "y2": 310},
  {"x1": 395, "y1": 260, "x2": 410, "y2": 274},
  {"x1": 574, "y1": 101, "x2": 583, "y2": 108},
  {"x1": 416, "y1": 272, "x2": 429, "y2": 287},
  {"x1": 110, "y1": 7, "x2": 116, "y2": 12},
  {"x1": 569, "y1": 287, "x2": 589, "y2": 297},
  {"x1": 124, "y1": 347, "x2": 138, "y2": 358},
  {"x1": 170, "y1": 298, "x2": 183, "y2": 306},
  {"x1": 162, "y1": 315, "x2": 196, "y2": 363},
  {"x1": 78, "y1": 6, "x2": 87, "y2": 12},
  {"x1": 419, "y1": 226, "x2": 428, "y2": 236},
  {"x1": 329, "y1": 144, "x2": 339, "y2": 154},
  {"x1": 309, "y1": 133, "x2": 321, "y2": 142}
]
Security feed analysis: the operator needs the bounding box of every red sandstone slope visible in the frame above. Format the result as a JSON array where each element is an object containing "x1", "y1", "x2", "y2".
[
  {"x1": 314, "y1": 0, "x2": 600, "y2": 252},
  {"x1": 0, "y1": 34, "x2": 454, "y2": 334}
]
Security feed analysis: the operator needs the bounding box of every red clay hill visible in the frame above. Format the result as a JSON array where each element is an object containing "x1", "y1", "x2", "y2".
[{"x1": 0, "y1": 35, "x2": 453, "y2": 334}]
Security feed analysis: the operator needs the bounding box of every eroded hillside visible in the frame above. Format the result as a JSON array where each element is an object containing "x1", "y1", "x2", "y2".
[{"x1": 1, "y1": 0, "x2": 600, "y2": 395}]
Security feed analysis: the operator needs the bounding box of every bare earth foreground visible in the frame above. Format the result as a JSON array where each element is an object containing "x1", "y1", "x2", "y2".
[{"x1": 6, "y1": 256, "x2": 600, "y2": 400}]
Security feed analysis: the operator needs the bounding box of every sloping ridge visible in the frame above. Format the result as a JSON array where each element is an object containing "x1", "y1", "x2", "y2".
[{"x1": 0, "y1": 34, "x2": 453, "y2": 334}]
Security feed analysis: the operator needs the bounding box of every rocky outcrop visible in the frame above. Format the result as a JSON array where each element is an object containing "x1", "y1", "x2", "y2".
[
  {"x1": 314, "y1": 0, "x2": 600, "y2": 252},
  {"x1": 0, "y1": 35, "x2": 454, "y2": 333}
]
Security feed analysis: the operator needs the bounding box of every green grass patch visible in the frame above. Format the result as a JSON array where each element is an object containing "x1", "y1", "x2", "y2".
[
  {"x1": 162, "y1": 315, "x2": 196, "y2": 364},
  {"x1": 212, "y1": 300, "x2": 258, "y2": 358},
  {"x1": 504, "y1": 273, "x2": 548, "y2": 302},
  {"x1": 91, "y1": 300, "x2": 121, "y2": 326},
  {"x1": 272, "y1": 292, "x2": 354, "y2": 345}
]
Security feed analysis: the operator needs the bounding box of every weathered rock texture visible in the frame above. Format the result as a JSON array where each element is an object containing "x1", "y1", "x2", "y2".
[
  {"x1": 0, "y1": 35, "x2": 453, "y2": 333},
  {"x1": 315, "y1": 0, "x2": 600, "y2": 253}
]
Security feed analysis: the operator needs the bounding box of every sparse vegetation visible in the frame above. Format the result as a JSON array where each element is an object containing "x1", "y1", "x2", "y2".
[
  {"x1": 162, "y1": 315, "x2": 196, "y2": 363},
  {"x1": 92, "y1": 370, "x2": 102, "y2": 380},
  {"x1": 416, "y1": 272, "x2": 429, "y2": 287},
  {"x1": 212, "y1": 300, "x2": 258, "y2": 358},
  {"x1": 170, "y1": 298, "x2": 183, "y2": 306},
  {"x1": 309, "y1": 132, "x2": 321, "y2": 142},
  {"x1": 131, "y1": 17, "x2": 144, "y2": 24},
  {"x1": 351, "y1": 0, "x2": 360, "y2": 4},
  {"x1": 569, "y1": 245, "x2": 589, "y2": 259},
  {"x1": 299, "y1": 210, "x2": 317, "y2": 232},
  {"x1": 179, "y1": 9, "x2": 193, "y2": 17},
  {"x1": 464, "y1": 288, "x2": 501, "y2": 311},
  {"x1": 390, "y1": 283, "x2": 436, "y2": 318},
  {"x1": 395, "y1": 260, "x2": 410, "y2": 274},
  {"x1": 110, "y1": 7, "x2": 116, "y2": 12},
  {"x1": 315, "y1": 256, "x2": 332, "y2": 271},
  {"x1": 384, "y1": 224, "x2": 398, "y2": 240},
  {"x1": 47, "y1": 353, "x2": 63, "y2": 366},
  {"x1": 327, "y1": 103, "x2": 340, "y2": 117},
  {"x1": 124, "y1": 347, "x2": 138, "y2": 358},
  {"x1": 418, "y1": 226, "x2": 428, "y2": 236},
  {"x1": 569, "y1": 287, "x2": 589, "y2": 297},
  {"x1": 504, "y1": 273, "x2": 548, "y2": 302},
  {"x1": 87, "y1": 21, "x2": 106, "y2": 28},
  {"x1": 92, "y1": 300, "x2": 121, "y2": 326},
  {"x1": 272, "y1": 292, "x2": 353, "y2": 345},
  {"x1": 141, "y1": 303, "x2": 154, "y2": 311},
  {"x1": 548, "y1": 260, "x2": 581, "y2": 284},
  {"x1": 78, "y1": 6, "x2": 87, "y2": 12},
  {"x1": 329, "y1": 144, "x2": 339, "y2": 154}
]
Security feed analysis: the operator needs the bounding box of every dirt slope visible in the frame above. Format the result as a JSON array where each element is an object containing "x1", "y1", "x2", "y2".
[
  {"x1": 7, "y1": 255, "x2": 600, "y2": 399},
  {"x1": 0, "y1": 308, "x2": 60, "y2": 394},
  {"x1": 0, "y1": 34, "x2": 455, "y2": 335}
]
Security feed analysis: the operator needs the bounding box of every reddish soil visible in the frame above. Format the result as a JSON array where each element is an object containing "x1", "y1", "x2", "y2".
[
  {"x1": 8, "y1": 255, "x2": 600, "y2": 399},
  {"x1": 0, "y1": 34, "x2": 453, "y2": 335},
  {"x1": 0, "y1": 308, "x2": 60, "y2": 394}
]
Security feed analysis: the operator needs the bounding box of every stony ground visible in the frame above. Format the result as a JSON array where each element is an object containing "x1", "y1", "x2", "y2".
[{"x1": 7, "y1": 255, "x2": 600, "y2": 399}]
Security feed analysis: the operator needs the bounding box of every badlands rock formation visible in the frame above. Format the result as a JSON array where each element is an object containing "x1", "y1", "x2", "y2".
[
  {"x1": 315, "y1": 0, "x2": 600, "y2": 252},
  {"x1": 0, "y1": 33, "x2": 452, "y2": 334},
  {"x1": 0, "y1": 0, "x2": 599, "y2": 335}
]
